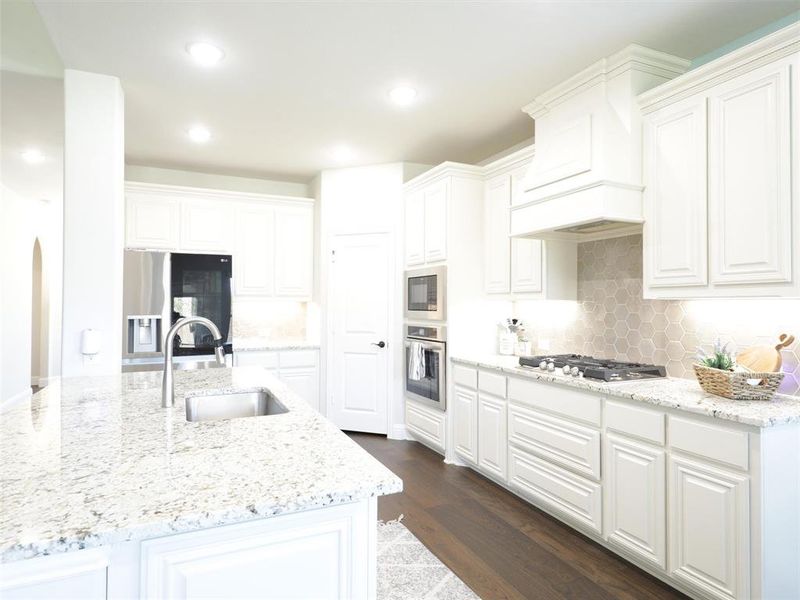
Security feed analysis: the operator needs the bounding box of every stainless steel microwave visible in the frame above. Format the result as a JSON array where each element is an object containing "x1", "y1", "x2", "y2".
[{"x1": 404, "y1": 265, "x2": 446, "y2": 322}]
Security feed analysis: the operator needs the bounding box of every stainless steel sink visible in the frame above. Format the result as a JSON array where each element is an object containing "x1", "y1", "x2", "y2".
[{"x1": 185, "y1": 391, "x2": 288, "y2": 422}]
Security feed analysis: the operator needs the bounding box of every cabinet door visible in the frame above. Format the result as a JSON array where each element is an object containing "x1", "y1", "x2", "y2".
[
  {"x1": 643, "y1": 97, "x2": 708, "y2": 288},
  {"x1": 126, "y1": 193, "x2": 180, "y2": 249},
  {"x1": 669, "y1": 456, "x2": 750, "y2": 600},
  {"x1": 453, "y1": 386, "x2": 477, "y2": 465},
  {"x1": 510, "y1": 238, "x2": 544, "y2": 294},
  {"x1": 484, "y1": 175, "x2": 511, "y2": 294},
  {"x1": 423, "y1": 180, "x2": 448, "y2": 263},
  {"x1": 274, "y1": 205, "x2": 313, "y2": 298},
  {"x1": 404, "y1": 189, "x2": 425, "y2": 266},
  {"x1": 234, "y1": 205, "x2": 274, "y2": 296},
  {"x1": 0, "y1": 548, "x2": 108, "y2": 600},
  {"x1": 280, "y1": 366, "x2": 319, "y2": 411},
  {"x1": 477, "y1": 393, "x2": 507, "y2": 481},
  {"x1": 708, "y1": 61, "x2": 792, "y2": 286},
  {"x1": 180, "y1": 198, "x2": 234, "y2": 252},
  {"x1": 605, "y1": 435, "x2": 666, "y2": 569}
]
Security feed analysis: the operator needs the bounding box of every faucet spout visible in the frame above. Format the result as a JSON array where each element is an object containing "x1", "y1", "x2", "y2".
[{"x1": 162, "y1": 316, "x2": 225, "y2": 408}]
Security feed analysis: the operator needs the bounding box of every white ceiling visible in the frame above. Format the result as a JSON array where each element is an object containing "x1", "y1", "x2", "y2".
[{"x1": 34, "y1": 0, "x2": 798, "y2": 182}]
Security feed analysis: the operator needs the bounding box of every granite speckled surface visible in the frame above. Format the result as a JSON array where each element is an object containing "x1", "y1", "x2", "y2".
[
  {"x1": 233, "y1": 338, "x2": 320, "y2": 351},
  {"x1": 0, "y1": 367, "x2": 401, "y2": 563},
  {"x1": 452, "y1": 355, "x2": 800, "y2": 428}
]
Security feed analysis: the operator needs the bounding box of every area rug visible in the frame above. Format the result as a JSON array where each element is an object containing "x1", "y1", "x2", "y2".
[{"x1": 377, "y1": 517, "x2": 481, "y2": 600}]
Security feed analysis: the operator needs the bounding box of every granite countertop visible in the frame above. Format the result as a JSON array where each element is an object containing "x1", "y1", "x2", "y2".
[
  {"x1": 0, "y1": 367, "x2": 401, "y2": 563},
  {"x1": 452, "y1": 355, "x2": 800, "y2": 428},
  {"x1": 233, "y1": 338, "x2": 321, "y2": 351}
]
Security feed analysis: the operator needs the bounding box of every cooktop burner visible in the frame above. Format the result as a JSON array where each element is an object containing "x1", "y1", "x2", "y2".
[{"x1": 518, "y1": 354, "x2": 667, "y2": 382}]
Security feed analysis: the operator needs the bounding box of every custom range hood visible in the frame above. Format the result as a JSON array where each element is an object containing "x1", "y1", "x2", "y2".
[{"x1": 510, "y1": 45, "x2": 690, "y2": 241}]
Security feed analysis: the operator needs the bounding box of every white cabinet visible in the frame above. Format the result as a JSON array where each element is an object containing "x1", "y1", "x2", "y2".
[
  {"x1": 234, "y1": 205, "x2": 275, "y2": 296},
  {"x1": 477, "y1": 393, "x2": 507, "y2": 481},
  {"x1": 280, "y1": 367, "x2": 319, "y2": 412},
  {"x1": 640, "y1": 30, "x2": 798, "y2": 298},
  {"x1": 274, "y1": 205, "x2": 314, "y2": 297},
  {"x1": 233, "y1": 349, "x2": 319, "y2": 410},
  {"x1": 125, "y1": 192, "x2": 180, "y2": 249},
  {"x1": 484, "y1": 175, "x2": 512, "y2": 293},
  {"x1": 404, "y1": 190, "x2": 425, "y2": 266},
  {"x1": 643, "y1": 97, "x2": 708, "y2": 289},
  {"x1": 423, "y1": 180, "x2": 448, "y2": 263},
  {"x1": 0, "y1": 549, "x2": 108, "y2": 600},
  {"x1": 453, "y1": 386, "x2": 478, "y2": 466},
  {"x1": 510, "y1": 238, "x2": 544, "y2": 293},
  {"x1": 604, "y1": 434, "x2": 666, "y2": 569},
  {"x1": 180, "y1": 198, "x2": 233, "y2": 253},
  {"x1": 669, "y1": 456, "x2": 750, "y2": 600},
  {"x1": 405, "y1": 399, "x2": 446, "y2": 454}
]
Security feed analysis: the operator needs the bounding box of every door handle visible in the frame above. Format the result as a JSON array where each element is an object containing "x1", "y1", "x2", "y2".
[{"x1": 371, "y1": 341, "x2": 386, "y2": 348}]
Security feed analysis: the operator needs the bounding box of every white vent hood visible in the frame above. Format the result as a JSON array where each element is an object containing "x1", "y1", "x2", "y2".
[{"x1": 510, "y1": 45, "x2": 690, "y2": 241}]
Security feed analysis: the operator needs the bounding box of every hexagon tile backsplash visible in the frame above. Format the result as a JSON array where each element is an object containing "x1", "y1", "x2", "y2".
[{"x1": 514, "y1": 234, "x2": 800, "y2": 396}]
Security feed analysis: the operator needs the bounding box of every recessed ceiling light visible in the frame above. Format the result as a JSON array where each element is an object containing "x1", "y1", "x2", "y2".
[
  {"x1": 187, "y1": 125, "x2": 211, "y2": 143},
  {"x1": 21, "y1": 149, "x2": 45, "y2": 164},
  {"x1": 331, "y1": 145, "x2": 355, "y2": 162},
  {"x1": 389, "y1": 86, "x2": 418, "y2": 107},
  {"x1": 186, "y1": 42, "x2": 225, "y2": 67}
]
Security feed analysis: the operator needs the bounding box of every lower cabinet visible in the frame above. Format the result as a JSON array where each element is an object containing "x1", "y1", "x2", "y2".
[
  {"x1": 406, "y1": 399, "x2": 446, "y2": 454},
  {"x1": 669, "y1": 455, "x2": 750, "y2": 600},
  {"x1": 604, "y1": 434, "x2": 666, "y2": 569},
  {"x1": 477, "y1": 393, "x2": 507, "y2": 481},
  {"x1": 453, "y1": 386, "x2": 478, "y2": 466},
  {"x1": 0, "y1": 548, "x2": 108, "y2": 600},
  {"x1": 233, "y1": 349, "x2": 320, "y2": 411}
]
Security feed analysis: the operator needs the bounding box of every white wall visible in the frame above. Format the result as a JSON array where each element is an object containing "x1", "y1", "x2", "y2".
[
  {"x1": 125, "y1": 164, "x2": 310, "y2": 198},
  {"x1": 0, "y1": 184, "x2": 62, "y2": 403},
  {"x1": 61, "y1": 70, "x2": 125, "y2": 376}
]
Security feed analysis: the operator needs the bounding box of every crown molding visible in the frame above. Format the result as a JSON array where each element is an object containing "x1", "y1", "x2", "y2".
[
  {"x1": 482, "y1": 144, "x2": 535, "y2": 178},
  {"x1": 522, "y1": 44, "x2": 690, "y2": 119},
  {"x1": 402, "y1": 161, "x2": 485, "y2": 191},
  {"x1": 124, "y1": 181, "x2": 314, "y2": 205},
  {"x1": 639, "y1": 21, "x2": 800, "y2": 114}
]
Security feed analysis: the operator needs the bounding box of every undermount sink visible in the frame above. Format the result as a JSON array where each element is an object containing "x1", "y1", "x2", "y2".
[{"x1": 185, "y1": 391, "x2": 288, "y2": 422}]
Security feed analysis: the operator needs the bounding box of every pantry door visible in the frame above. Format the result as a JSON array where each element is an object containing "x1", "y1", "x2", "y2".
[{"x1": 328, "y1": 232, "x2": 390, "y2": 433}]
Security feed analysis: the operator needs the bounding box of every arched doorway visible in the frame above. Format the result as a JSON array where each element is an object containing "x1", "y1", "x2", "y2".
[{"x1": 31, "y1": 238, "x2": 48, "y2": 390}]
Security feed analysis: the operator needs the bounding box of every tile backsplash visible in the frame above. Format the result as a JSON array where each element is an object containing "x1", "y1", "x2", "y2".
[
  {"x1": 514, "y1": 234, "x2": 800, "y2": 395},
  {"x1": 232, "y1": 299, "x2": 313, "y2": 342}
]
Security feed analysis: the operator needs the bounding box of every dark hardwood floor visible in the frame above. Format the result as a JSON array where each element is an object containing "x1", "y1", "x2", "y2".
[{"x1": 349, "y1": 432, "x2": 688, "y2": 600}]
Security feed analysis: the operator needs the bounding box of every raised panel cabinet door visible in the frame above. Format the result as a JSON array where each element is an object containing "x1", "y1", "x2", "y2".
[
  {"x1": 125, "y1": 194, "x2": 180, "y2": 249},
  {"x1": 604, "y1": 435, "x2": 666, "y2": 569},
  {"x1": 274, "y1": 205, "x2": 313, "y2": 298},
  {"x1": 643, "y1": 96, "x2": 708, "y2": 288},
  {"x1": 180, "y1": 198, "x2": 234, "y2": 252},
  {"x1": 484, "y1": 175, "x2": 512, "y2": 294},
  {"x1": 453, "y1": 386, "x2": 478, "y2": 465},
  {"x1": 708, "y1": 60, "x2": 792, "y2": 285},
  {"x1": 423, "y1": 180, "x2": 448, "y2": 263},
  {"x1": 233, "y1": 205, "x2": 274, "y2": 296},
  {"x1": 404, "y1": 190, "x2": 425, "y2": 266},
  {"x1": 279, "y1": 366, "x2": 320, "y2": 412},
  {"x1": 477, "y1": 393, "x2": 507, "y2": 481},
  {"x1": 510, "y1": 238, "x2": 544, "y2": 294},
  {"x1": 669, "y1": 456, "x2": 750, "y2": 600}
]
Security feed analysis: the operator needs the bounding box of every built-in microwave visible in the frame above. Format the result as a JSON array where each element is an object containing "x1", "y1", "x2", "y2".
[{"x1": 404, "y1": 265, "x2": 446, "y2": 322}]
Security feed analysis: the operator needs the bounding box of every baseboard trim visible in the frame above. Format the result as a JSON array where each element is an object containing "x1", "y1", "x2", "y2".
[
  {"x1": 388, "y1": 424, "x2": 409, "y2": 441},
  {"x1": 1, "y1": 388, "x2": 33, "y2": 412}
]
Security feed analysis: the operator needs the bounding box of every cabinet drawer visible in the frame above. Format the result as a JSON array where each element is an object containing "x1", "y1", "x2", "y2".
[
  {"x1": 479, "y1": 370, "x2": 506, "y2": 398},
  {"x1": 234, "y1": 350, "x2": 279, "y2": 369},
  {"x1": 406, "y1": 400, "x2": 445, "y2": 453},
  {"x1": 606, "y1": 400, "x2": 665, "y2": 445},
  {"x1": 508, "y1": 404, "x2": 600, "y2": 480},
  {"x1": 508, "y1": 446, "x2": 602, "y2": 534},
  {"x1": 508, "y1": 377, "x2": 601, "y2": 426},
  {"x1": 669, "y1": 416, "x2": 749, "y2": 471},
  {"x1": 452, "y1": 364, "x2": 477, "y2": 389},
  {"x1": 279, "y1": 350, "x2": 318, "y2": 368}
]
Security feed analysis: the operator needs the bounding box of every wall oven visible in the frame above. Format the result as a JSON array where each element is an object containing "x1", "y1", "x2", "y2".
[
  {"x1": 404, "y1": 265, "x2": 446, "y2": 321},
  {"x1": 404, "y1": 324, "x2": 446, "y2": 411}
]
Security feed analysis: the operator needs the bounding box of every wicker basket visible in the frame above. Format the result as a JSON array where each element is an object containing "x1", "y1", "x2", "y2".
[{"x1": 693, "y1": 364, "x2": 784, "y2": 401}]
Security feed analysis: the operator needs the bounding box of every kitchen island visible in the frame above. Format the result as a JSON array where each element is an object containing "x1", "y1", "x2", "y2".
[{"x1": 0, "y1": 367, "x2": 402, "y2": 599}]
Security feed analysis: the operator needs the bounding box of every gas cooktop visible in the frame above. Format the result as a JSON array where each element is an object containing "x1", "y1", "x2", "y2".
[{"x1": 518, "y1": 354, "x2": 667, "y2": 382}]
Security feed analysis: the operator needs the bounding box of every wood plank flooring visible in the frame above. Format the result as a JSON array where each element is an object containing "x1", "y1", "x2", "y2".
[{"x1": 349, "y1": 432, "x2": 688, "y2": 600}]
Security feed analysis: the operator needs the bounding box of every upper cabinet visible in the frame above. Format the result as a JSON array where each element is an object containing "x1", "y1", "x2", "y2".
[
  {"x1": 640, "y1": 24, "x2": 799, "y2": 298},
  {"x1": 403, "y1": 164, "x2": 483, "y2": 269},
  {"x1": 125, "y1": 183, "x2": 315, "y2": 299},
  {"x1": 483, "y1": 146, "x2": 577, "y2": 299}
]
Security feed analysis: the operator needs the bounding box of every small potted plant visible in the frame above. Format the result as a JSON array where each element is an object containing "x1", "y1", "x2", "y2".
[{"x1": 693, "y1": 339, "x2": 784, "y2": 401}]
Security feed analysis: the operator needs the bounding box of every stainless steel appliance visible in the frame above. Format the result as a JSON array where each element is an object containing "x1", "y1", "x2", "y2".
[
  {"x1": 404, "y1": 324, "x2": 446, "y2": 411},
  {"x1": 518, "y1": 354, "x2": 667, "y2": 382},
  {"x1": 404, "y1": 265, "x2": 446, "y2": 322},
  {"x1": 122, "y1": 250, "x2": 169, "y2": 357}
]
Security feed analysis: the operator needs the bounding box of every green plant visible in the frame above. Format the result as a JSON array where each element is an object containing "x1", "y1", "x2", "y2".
[{"x1": 696, "y1": 339, "x2": 735, "y2": 371}]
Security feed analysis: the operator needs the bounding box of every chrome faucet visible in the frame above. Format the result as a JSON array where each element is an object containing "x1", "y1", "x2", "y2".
[{"x1": 162, "y1": 316, "x2": 226, "y2": 408}]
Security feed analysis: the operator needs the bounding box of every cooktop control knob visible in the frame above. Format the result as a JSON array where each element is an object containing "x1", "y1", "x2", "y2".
[
  {"x1": 547, "y1": 362, "x2": 555, "y2": 372},
  {"x1": 539, "y1": 360, "x2": 547, "y2": 370},
  {"x1": 562, "y1": 365, "x2": 571, "y2": 375}
]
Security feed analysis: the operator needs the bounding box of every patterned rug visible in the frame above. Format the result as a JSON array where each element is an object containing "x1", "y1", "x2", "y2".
[{"x1": 377, "y1": 518, "x2": 480, "y2": 600}]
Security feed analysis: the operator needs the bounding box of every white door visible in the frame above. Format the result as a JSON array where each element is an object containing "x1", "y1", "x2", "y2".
[
  {"x1": 452, "y1": 386, "x2": 478, "y2": 465},
  {"x1": 423, "y1": 180, "x2": 448, "y2": 263},
  {"x1": 125, "y1": 193, "x2": 180, "y2": 249},
  {"x1": 478, "y1": 393, "x2": 507, "y2": 480},
  {"x1": 604, "y1": 434, "x2": 666, "y2": 569},
  {"x1": 180, "y1": 198, "x2": 233, "y2": 252},
  {"x1": 328, "y1": 233, "x2": 391, "y2": 433},
  {"x1": 234, "y1": 205, "x2": 275, "y2": 296},
  {"x1": 484, "y1": 175, "x2": 511, "y2": 294},
  {"x1": 274, "y1": 205, "x2": 314, "y2": 298}
]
